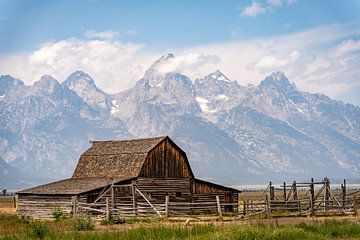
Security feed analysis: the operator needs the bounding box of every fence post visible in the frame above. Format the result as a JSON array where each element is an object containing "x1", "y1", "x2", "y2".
[
  {"x1": 310, "y1": 178, "x2": 314, "y2": 215},
  {"x1": 265, "y1": 195, "x2": 271, "y2": 218},
  {"x1": 324, "y1": 177, "x2": 330, "y2": 211},
  {"x1": 106, "y1": 197, "x2": 110, "y2": 220},
  {"x1": 132, "y1": 181, "x2": 137, "y2": 216},
  {"x1": 165, "y1": 195, "x2": 169, "y2": 218},
  {"x1": 353, "y1": 195, "x2": 357, "y2": 216},
  {"x1": 13, "y1": 196, "x2": 16, "y2": 208},
  {"x1": 216, "y1": 195, "x2": 222, "y2": 216},
  {"x1": 71, "y1": 195, "x2": 78, "y2": 216},
  {"x1": 342, "y1": 179, "x2": 346, "y2": 208},
  {"x1": 243, "y1": 200, "x2": 247, "y2": 216},
  {"x1": 283, "y1": 182, "x2": 287, "y2": 201},
  {"x1": 269, "y1": 182, "x2": 275, "y2": 201}
]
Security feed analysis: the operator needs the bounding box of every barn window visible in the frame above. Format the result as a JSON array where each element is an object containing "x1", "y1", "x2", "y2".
[{"x1": 176, "y1": 192, "x2": 182, "y2": 197}]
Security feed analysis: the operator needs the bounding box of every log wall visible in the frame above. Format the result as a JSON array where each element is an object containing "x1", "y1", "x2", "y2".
[
  {"x1": 136, "y1": 177, "x2": 191, "y2": 203},
  {"x1": 17, "y1": 194, "x2": 72, "y2": 218}
]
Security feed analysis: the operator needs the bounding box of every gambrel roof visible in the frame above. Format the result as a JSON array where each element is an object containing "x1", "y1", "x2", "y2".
[{"x1": 72, "y1": 136, "x2": 167, "y2": 179}]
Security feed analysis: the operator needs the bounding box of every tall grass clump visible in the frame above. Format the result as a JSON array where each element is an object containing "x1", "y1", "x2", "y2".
[
  {"x1": 52, "y1": 208, "x2": 64, "y2": 222},
  {"x1": 29, "y1": 220, "x2": 48, "y2": 239},
  {"x1": 73, "y1": 215, "x2": 95, "y2": 231}
]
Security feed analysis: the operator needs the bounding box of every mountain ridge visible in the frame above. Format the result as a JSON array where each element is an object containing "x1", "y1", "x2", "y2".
[{"x1": 1, "y1": 54, "x2": 359, "y2": 188}]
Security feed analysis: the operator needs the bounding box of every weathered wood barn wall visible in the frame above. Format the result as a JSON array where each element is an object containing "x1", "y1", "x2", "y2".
[{"x1": 17, "y1": 136, "x2": 240, "y2": 218}]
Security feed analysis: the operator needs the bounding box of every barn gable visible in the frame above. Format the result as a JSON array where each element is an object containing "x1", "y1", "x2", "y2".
[{"x1": 140, "y1": 137, "x2": 194, "y2": 178}]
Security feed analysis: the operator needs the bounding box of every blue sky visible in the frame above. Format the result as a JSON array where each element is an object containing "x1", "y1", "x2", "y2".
[{"x1": 0, "y1": 0, "x2": 359, "y2": 105}]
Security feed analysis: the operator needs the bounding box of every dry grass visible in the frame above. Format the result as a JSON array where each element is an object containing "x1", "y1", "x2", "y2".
[
  {"x1": 1, "y1": 215, "x2": 360, "y2": 240},
  {"x1": 0, "y1": 196, "x2": 16, "y2": 208},
  {"x1": 0, "y1": 208, "x2": 16, "y2": 214}
]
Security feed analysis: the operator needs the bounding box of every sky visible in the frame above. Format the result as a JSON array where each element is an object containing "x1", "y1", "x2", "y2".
[{"x1": 0, "y1": 0, "x2": 359, "y2": 105}]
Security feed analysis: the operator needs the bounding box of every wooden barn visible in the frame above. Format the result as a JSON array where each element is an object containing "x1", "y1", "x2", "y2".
[{"x1": 17, "y1": 136, "x2": 240, "y2": 218}]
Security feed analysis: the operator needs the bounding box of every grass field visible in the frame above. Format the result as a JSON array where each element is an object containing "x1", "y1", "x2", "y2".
[
  {"x1": 0, "y1": 196, "x2": 16, "y2": 209},
  {"x1": 1, "y1": 215, "x2": 360, "y2": 240}
]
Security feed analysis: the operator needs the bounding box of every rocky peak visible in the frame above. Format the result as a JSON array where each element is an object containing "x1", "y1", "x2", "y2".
[
  {"x1": 63, "y1": 71, "x2": 112, "y2": 111},
  {"x1": 260, "y1": 71, "x2": 297, "y2": 93},
  {"x1": 144, "y1": 53, "x2": 176, "y2": 79},
  {"x1": 207, "y1": 70, "x2": 231, "y2": 82},
  {"x1": 32, "y1": 75, "x2": 61, "y2": 95},
  {"x1": 63, "y1": 71, "x2": 96, "y2": 89},
  {"x1": 0, "y1": 75, "x2": 24, "y2": 95}
]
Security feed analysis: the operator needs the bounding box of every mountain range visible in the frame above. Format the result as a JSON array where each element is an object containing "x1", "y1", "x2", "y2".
[{"x1": 1, "y1": 53, "x2": 360, "y2": 188}]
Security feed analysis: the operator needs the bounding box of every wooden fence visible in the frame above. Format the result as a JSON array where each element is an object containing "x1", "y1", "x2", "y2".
[
  {"x1": 241, "y1": 177, "x2": 360, "y2": 217},
  {"x1": 69, "y1": 177, "x2": 360, "y2": 219},
  {"x1": 72, "y1": 195, "x2": 235, "y2": 219}
]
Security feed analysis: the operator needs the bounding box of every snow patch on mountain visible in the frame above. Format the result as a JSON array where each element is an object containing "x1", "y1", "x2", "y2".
[
  {"x1": 217, "y1": 95, "x2": 229, "y2": 101},
  {"x1": 111, "y1": 99, "x2": 120, "y2": 114},
  {"x1": 196, "y1": 97, "x2": 216, "y2": 113}
]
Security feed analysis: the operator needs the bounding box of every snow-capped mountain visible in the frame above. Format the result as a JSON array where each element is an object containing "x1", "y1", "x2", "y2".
[
  {"x1": 194, "y1": 70, "x2": 245, "y2": 121},
  {"x1": 1, "y1": 53, "x2": 360, "y2": 188},
  {"x1": 62, "y1": 71, "x2": 114, "y2": 113}
]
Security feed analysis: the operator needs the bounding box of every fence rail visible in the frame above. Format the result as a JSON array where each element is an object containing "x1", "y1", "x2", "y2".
[{"x1": 69, "y1": 177, "x2": 360, "y2": 219}]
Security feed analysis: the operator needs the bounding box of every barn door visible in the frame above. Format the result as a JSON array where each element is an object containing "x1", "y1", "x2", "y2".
[{"x1": 224, "y1": 192, "x2": 233, "y2": 212}]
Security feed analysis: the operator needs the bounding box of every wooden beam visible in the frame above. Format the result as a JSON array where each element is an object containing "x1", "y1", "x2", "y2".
[
  {"x1": 165, "y1": 195, "x2": 169, "y2": 218},
  {"x1": 216, "y1": 195, "x2": 222, "y2": 216}
]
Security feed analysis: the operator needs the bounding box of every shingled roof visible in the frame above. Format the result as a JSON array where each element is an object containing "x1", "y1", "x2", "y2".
[
  {"x1": 72, "y1": 136, "x2": 167, "y2": 178},
  {"x1": 18, "y1": 136, "x2": 167, "y2": 195},
  {"x1": 17, "y1": 177, "x2": 132, "y2": 195}
]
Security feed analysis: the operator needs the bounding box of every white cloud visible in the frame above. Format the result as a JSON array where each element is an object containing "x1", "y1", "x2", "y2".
[
  {"x1": 242, "y1": 0, "x2": 296, "y2": 17},
  {"x1": 85, "y1": 30, "x2": 120, "y2": 40},
  {"x1": 267, "y1": 0, "x2": 296, "y2": 7},
  {"x1": 0, "y1": 38, "x2": 156, "y2": 93},
  {"x1": 241, "y1": 2, "x2": 266, "y2": 17},
  {"x1": 155, "y1": 53, "x2": 220, "y2": 76},
  {"x1": 333, "y1": 39, "x2": 360, "y2": 57},
  {"x1": 0, "y1": 23, "x2": 359, "y2": 104},
  {"x1": 267, "y1": 0, "x2": 283, "y2": 7},
  {"x1": 179, "y1": 22, "x2": 360, "y2": 98}
]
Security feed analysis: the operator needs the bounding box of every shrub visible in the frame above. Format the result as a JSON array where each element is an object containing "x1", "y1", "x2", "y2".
[
  {"x1": 73, "y1": 215, "x2": 95, "y2": 231},
  {"x1": 30, "y1": 220, "x2": 48, "y2": 239},
  {"x1": 52, "y1": 208, "x2": 64, "y2": 221}
]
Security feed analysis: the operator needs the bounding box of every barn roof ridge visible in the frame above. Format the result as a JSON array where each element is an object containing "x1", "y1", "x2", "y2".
[{"x1": 89, "y1": 135, "x2": 168, "y2": 144}]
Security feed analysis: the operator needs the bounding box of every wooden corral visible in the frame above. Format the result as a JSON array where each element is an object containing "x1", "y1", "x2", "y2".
[
  {"x1": 17, "y1": 136, "x2": 240, "y2": 219},
  {"x1": 240, "y1": 177, "x2": 360, "y2": 218}
]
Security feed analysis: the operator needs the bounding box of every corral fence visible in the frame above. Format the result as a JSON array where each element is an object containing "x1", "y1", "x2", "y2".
[
  {"x1": 241, "y1": 177, "x2": 360, "y2": 217},
  {"x1": 72, "y1": 184, "x2": 236, "y2": 220},
  {"x1": 63, "y1": 177, "x2": 360, "y2": 219}
]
